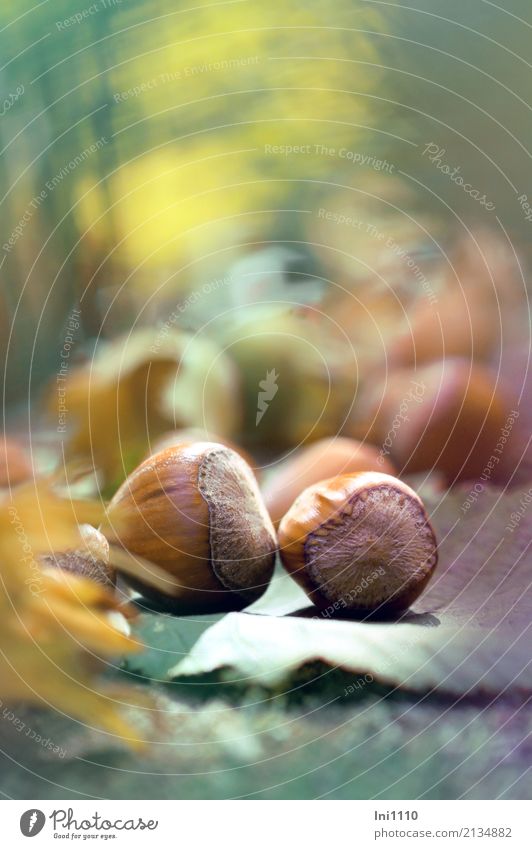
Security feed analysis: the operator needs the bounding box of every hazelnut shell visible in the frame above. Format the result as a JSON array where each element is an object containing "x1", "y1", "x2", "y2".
[
  {"x1": 107, "y1": 442, "x2": 277, "y2": 611},
  {"x1": 278, "y1": 471, "x2": 438, "y2": 615},
  {"x1": 40, "y1": 524, "x2": 115, "y2": 588}
]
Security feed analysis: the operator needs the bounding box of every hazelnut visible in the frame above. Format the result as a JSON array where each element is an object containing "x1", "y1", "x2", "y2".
[
  {"x1": 0, "y1": 437, "x2": 32, "y2": 488},
  {"x1": 262, "y1": 437, "x2": 397, "y2": 527},
  {"x1": 278, "y1": 472, "x2": 438, "y2": 615},
  {"x1": 351, "y1": 359, "x2": 508, "y2": 485},
  {"x1": 106, "y1": 442, "x2": 277, "y2": 611},
  {"x1": 220, "y1": 312, "x2": 357, "y2": 452},
  {"x1": 388, "y1": 285, "x2": 496, "y2": 368},
  {"x1": 40, "y1": 524, "x2": 115, "y2": 588},
  {"x1": 147, "y1": 428, "x2": 257, "y2": 473}
]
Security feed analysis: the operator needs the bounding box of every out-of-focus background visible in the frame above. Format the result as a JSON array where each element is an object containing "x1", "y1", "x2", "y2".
[{"x1": 1, "y1": 1, "x2": 531, "y2": 468}]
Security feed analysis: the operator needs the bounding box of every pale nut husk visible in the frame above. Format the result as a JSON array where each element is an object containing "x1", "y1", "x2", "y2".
[{"x1": 262, "y1": 437, "x2": 397, "y2": 527}]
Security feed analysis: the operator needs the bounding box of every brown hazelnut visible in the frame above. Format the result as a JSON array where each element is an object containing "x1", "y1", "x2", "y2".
[
  {"x1": 278, "y1": 472, "x2": 438, "y2": 615},
  {"x1": 387, "y1": 227, "x2": 523, "y2": 369},
  {"x1": 40, "y1": 524, "x2": 115, "y2": 588},
  {"x1": 106, "y1": 442, "x2": 277, "y2": 611},
  {"x1": 262, "y1": 437, "x2": 397, "y2": 527}
]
